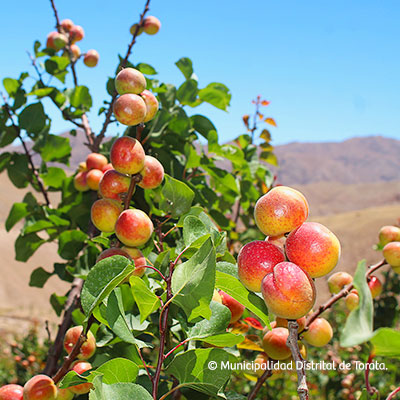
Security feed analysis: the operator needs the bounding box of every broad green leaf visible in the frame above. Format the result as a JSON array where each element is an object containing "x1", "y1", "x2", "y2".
[
  {"x1": 5, "y1": 202, "x2": 29, "y2": 231},
  {"x1": 23, "y1": 219, "x2": 54, "y2": 235},
  {"x1": 370, "y1": 328, "x2": 400, "y2": 357},
  {"x1": 81, "y1": 256, "x2": 134, "y2": 317},
  {"x1": 203, "y1": 333, "x2": 245, "y2": 347},
  {"x1": 136, "y1": 63, "x2": 157, "y2": 75},
  {"x1": 215, "y1": 271, "x2": 269, "y2": 326},
  {"x1": 199, "y1": 82, "x2": 231, "y2": 111},
  {"x1": 176, "y1": 57, "x2": 194, "y2": 80},
  {"x1": 95, "y1": 358, "x2": 139, "y2": 384},
  {"x1": 7, "y1": 153, "x2": 30, "y2": 188},
  {"x1": 58, "y1": 230, "x2": 87, "y2": 260},
  {"x1": 340, "y1": 260, "x2": 374, "y2": 347},
  {"x1": 29, "y1": 267, "x2": 52, "y2": 288},
  {"x1": 183, "y1": 215, "x2": 208, "y2": 247},
  {"x1": 216, "y1": 262, "x2": 239, "y2": 279},
  {"x1": 171, "y1": 238, "x2": 215, "y2": 321},
  {"x1": 0, "y1": 126, "x2": 18, "y2": 148},
  {"x1": 34, "y1": 134, "x2": 71, "y2": 162},
  {"x1": 130, "y1": 276, "x2": 160, "y2": 323},
  {"x1": 177, "y1": 79, "x2": 198, "y2": 105},
  {"x1": 166, "y1": 348, "x2": 236, "y2": 397},
  {"x1": 45, "y1": 56, "x2": 70, "y2": 82},
  {"x1": 30, "y1": 87, "x2": 54, "y2": 98},
  {"x1": 90, "y1": 379, "x2": 153, "y2": 400},
  {"x1": 18, "y1": 103, "x2": 46, "y2": 134},
  {"x1": 190, "y1": 114, "x2": 217, "y2": 140},
  {"x1": 40, "y1": 167, "x2": 67, "y2": 189},
  {"x1": 15, "y1": 233, "x2": 45, "y2": 262},
  {"x1": 68, "y1": 85, "x2": 93, "y2": 110},
  {"x1": 358, "y1": 389, "x2": 368, "y2": 400},
  {"x1": 3, "y1": 78, "x2": 19, "y2": 96},
  {"x1": 59, "y1": 370, "x2": 90, "y2": 389},
  {"x1": 160, "y1": 175, "x2": 195, "y2": 218}
]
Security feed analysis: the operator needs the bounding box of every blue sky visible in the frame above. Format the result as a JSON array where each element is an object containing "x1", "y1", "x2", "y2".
[{"x1": 1, "y1": 0, "x2": 400, "y2": 145}]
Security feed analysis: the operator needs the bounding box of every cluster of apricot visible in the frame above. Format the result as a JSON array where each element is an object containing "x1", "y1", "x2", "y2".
[
  {"x1": 46, "y1": 19, "x2": 99, "y2": 67},
  {"x1": 130, "y1": 16, "x2": 161, "y2": 36},
  {"x1": 380, "y1": 225, "x2": 400, "y2": 271},
  {"x1": 231, "y1": 186, "x2": 340, "y2": 369},
  {"x1": 0, "y1": 326, "x2": 96, "y2": 400},
  {"x1": 112, "y1": 68, "x2": 159, "y2": 126}
]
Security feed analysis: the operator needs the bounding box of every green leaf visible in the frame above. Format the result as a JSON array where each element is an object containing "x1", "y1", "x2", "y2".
[
  {"x1": 95, "y1": 358, "x2": 139, "y2": 384},
  {"x1": 90, "y1": 379, "x2": 153, "y2": 400},
  {"x1": 370, "y1": 328, "x2": 400, "y2": 357},
  {"x1": 58, "y1": 230, "x2": 87, "y2": 260},
  {"x1": 7, "y1": 154, "x2": 30, "y2": 188},
  {"x1": 15, "y1": 233, "x2": 45, "y2": 261},
  {"x1": 171, "y1": 238, "x2": 215, "y2": 321},
  {"x1": 3, "y1": 78, "x2": 19, "y2": 96},
  {"x1": 340, "y1": 260, "x2": 374, "y2": 347},
  {"x1": 18, "y1": 103, "x2": 46, "y2": 134},
  {"x1": 5, "y1": 202, "x2": 29, "y2": 231},
  {"x1": 35, "y1": 134, "x2": 71, "y2": 163},
  {"x1": 45, "y1": 56, "x2": 70, "y2": 83},
  {"x1": 130, "y1": 276, "x2": 160, "y2": 323},
  {"x1": 190, "y1": 114, "x2": 217, "y2": 140},
  {"x1": 68, "y1": 85, "x2": 93, "y2": 111},
  {"x1": 136, "y1": 63, "x2": 157, "y2": 75},
  {"x1": 81, "y1": 256, "x2": 134, "y2": 317},
  {"x1": 177, "y1": 79, "x2": 198, "y2": 105},
  {"x1": 203, "y1": 333, "x2": 245, "y2": 347},
  {"x1": 183, "y1": 215, "x2": 208, "y2": 247},
  {"x1": 29, "y1": 267, "x2": 52, "y2": 288},
  {"x1": 166, "y1": 348, "x2": 236, "y2": 397},
  {"x1": 175, "y1": 57, "x2": 194, "y2": 80},
  {"x1": 160, "y1": 175, "x2": 195, "y2": 218},
  {"x1": 0, "y1": 126, "x2": 18, "y2": 148},
  {"x1": 358, "y1": 389, "x2": 368, "y2": 400},
  {"x1": 199, "y1": 82, "x2": 231, "y2": 111},
  {"x1": 215, "y1": 271, "x2": 269, "y2": 326},
  {"x1": 40, "y1": 167, "x2": 67, "y2": 189}
]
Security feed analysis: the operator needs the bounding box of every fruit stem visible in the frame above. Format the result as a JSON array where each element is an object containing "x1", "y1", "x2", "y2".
[
  {"x1": 124, "y1": 173, "x2": 142, "y2": 210},
  {"x1": 287, "y1": 320, "x2": 309, "y2": 400},
  {"x1": 387, "y1": 387, "x2": 400, "y2": 400},
  {"x1": 365, "y1": 353, "x2": 378, "y2": 396}
]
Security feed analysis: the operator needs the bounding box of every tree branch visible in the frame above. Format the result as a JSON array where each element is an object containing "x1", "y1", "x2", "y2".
[
  {"x1": 387, "y1": 387, "x2": 400, "y2": 400},
  {"x1": 287, "y1": 321, "x2": 309, "y2": 400},
  {"x1": 94, "y1": 0, "x2": 151, "y2": 150},
  {"x1": 247, "y1": 363, "x2": 273, "y2": 400}
]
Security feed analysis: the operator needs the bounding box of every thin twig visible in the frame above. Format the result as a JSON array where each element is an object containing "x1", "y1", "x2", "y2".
[
  {"x1": 248, "y1": 364, "x2": 274, "y2": 400},
  {"x1": 138, "y1": 347, "x2": 153, "y2": 382},
  {"x1": 164, "y1": 339, "x2": 188, "y2": 359},
  {"x1": 365, "y1": 353, "x2": 378, "y2": 396},
  {"x1": 287, "y1": 321, "x2": 309, "y2": 400},
  {"x1": 387, "y1": 387, "x2": 400, "y2": 400}
]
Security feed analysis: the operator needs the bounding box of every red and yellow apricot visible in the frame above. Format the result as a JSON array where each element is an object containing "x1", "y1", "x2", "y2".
[
  {"x1": 74, "y1": 171, "x2": 89, "y2": 192},
  {"x1": 328, "y1": 271, "x2": 353, "y2": 294},
  {"x1": 261, "y1": 262, "x2": 316, "y2": 320},
  {"x1": 91, "y1": 199, "x2": 122, "y2": 233},
  {"x1": 302, "y1": 318, "x2": 333, "y2": 347},
  {"x1": 46, "y1": 32, "x2": 59, "y2": 50},
  {"x1": 121, "y1": 247, "x2": 147, "y2": 276},
  {"x1": 113, "y1": 94, "x2": 147, "y2": 126},
  {"x1": 53, "y1": 34, "x2": 68, "y2": 50},
  {"x1": 219, "y1": 290, "x2": 245, "y2": 324},
  {"x1": 140, "y1": 90, "x2": 159, "y2": 122},
  {"x1": 379, "y1": 226, "x2": 400, "y2": 246},
  {"x1": 265, "y1": 234, "x2": 286, "y2": 251},
  {"x1": 345, "y1": 289, "x2": 359, "y2": 311},
  {"x1": 69, "y1": 362, "x2": 92, "y2": 395},
  {"x1": 96, "y1": 247, "x2": 132, "y2": 263},
  {"x1": 56, "y1": 388, "x2": 73, "y2": 400},
  {"x1": 64, "y1": 326, "x2": 96, "y2": 360},
  {"x1": 262, "y1": 327, "x2": 291, "y2": 360},
  {"x1": 254, "y1": 186, "x2": 309, "y2": 237},
  {"x1": 86, "y1": 153, "x2": 108, "y2": 171},
  {"x1": 69, "y1": 44, "x2": 81, "y2": 61},
  {"x1": 130, "y1": 23, "x2": 144, "y2": 36},
  {"x1": 0, "y1": 384, "x2": 23, "y2": 400},
  {"x1": 143, "y1": 16, "x2": 161, "y2": 35},
  {"x1": 110, "y1": 137, "x2": 146, "y2": 175},
  {"x1": 86, "y1": 169, "x2": 103, "y2": 191},
  {"x1": 275, "y1": 316, "x2": 306, "y2": 332},
  {"x1": 286, "y1": 222, "x2": 340, "y2": 278},
  {"x1": 115, "y1": 68, "x2": 146, "y2": 95},
  {"x1": 23, "y1": 375, "x2": 57, "y2": 400},
  {"x1": 138, "y1": 155, "x2": 164, "y2": 189},
  {"x1": 99, "y1": 169, "x2": 131, "y2": 201},
  {"x1": 368, "y1": 276, "x2": 383, "y2": 298},
  {"x1": 69, "y1": 25, "x2": 84, "y2": 43},
  {"x1": 83, "y1": 50, "x2": 99, "y2": 68},
  {"x1": 383, "y1": 242, "x2": 400, "y2": 268},
  {"x1": 60, "y1": 19, "x2": 74, "y2": 33},
  {"x1": 115, "y1": 209, "x2": 154, "y2": 247},
  {"x1": 237, "y1": 240, "x2": 285, "y2": 292}
]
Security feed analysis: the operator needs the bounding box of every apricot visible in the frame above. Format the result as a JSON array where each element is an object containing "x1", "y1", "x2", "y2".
[
  {"x1": 64, "y1": 326, "x2": 96, "y2": 360},
  {"x1": 113, "y1": 94, "x2": 147, "y2": 126},
  {"x1": 138, "y1": 156, "x2": 164, "y2": 190},
  {"x1": 69, "y1": 362, "x2": 92, "y2": 395},
  {"x1": 55, "y1": 388, "x2": 73, "y2": 400},
  {"x1": 53, "y1": 34, "x2": 68, "y2": 50},
  {"x1": 86, "y1": 169, "x2": 103, "y2": 191},
  {"x1": 261, "y1": 262, "x2": 316, "y2": 320},
  {"x1": 115, "y1": 209, "x2": 154, "y2": 247},
  {"x1": 60, "y1": 19, "x2": 74, "y2": 32},
  {"x1": 143, "y1": 16, "x2": 161, "y2": 35},
  {"x1": 121, "y1": 247, "x2": 147, "y2": 276},
  {"x1": 212, "y1": 289, "x2": 222, "y2": 303},
  {"x1": 99, "y1": 169, "x2": 131, "y2": 201},
  {"x1": 46, "y1": 32, "x2": 59, "y2": 50},
  {"x1": 327, "y1": 271, "x2": 353, "y2": 294},
  {"x1": 91, "y1": 199, "x2": 122, "y2": 233},
  {"x1": 23, "y1": 375, "x2": 57, "y2": 400},
  {"x1": 345, "y1": 290, "x2": 359, "y2": 311},
  {"x1": 302, "y1": 318, "x2": 333, "y2": 347},
  {"x1": 275, "y1": 316, "x2": 306, "y2": 332},
  {"x1": 286, "y1": 222, "x2": 341, "y2": 278},
  {"x1": 96, "y1": 247, "x2": 132, "y2": 263},
  {"x1": 69, "y1": 25, "x2": 84, "y2": 43},
  {"x1": 254, "y1": 186, "x2": 309, "y2": 236},
  {"x1": 262, "y1": 327, "x2": 291, "y2": 360},
  {"x1": 265, "y1": 234, "x2": 286, "y2": 251},
  {"x1": 237, "y1": 240, "x2": 285, "y2": 292},
  {"x1": 83, "y1": 49, "x2": 99, "y2": 68},
  {"x1": 130, "y1": 23, "x2": 144, "y2": 36},
  {"x1": 110, "y1": 137, "x2": 145, "y2": 175},
  {"x1": 368, "y1": 276, "x2": 383, "y2": 298},
  {"x1": 253, "y1": 353, "x2": 269, "y2": 378},
  {"x1": 86, "y1": 153, "x2": 108, "y2": 170},
  {"x1": 68, "y1": 44, "x2": 81, "y2": 61},
  {"x1": 0, "y1": 384, "x2": 23, "y2": 400},
  {"x1": 383, "y1": 242, "x2": 400, "y2": 268},
  {"x1": 140, "y1": 90, "x2": 159, "y2": 122},
  {"x1": 115, "y1": 68, "x2": 146, "y2": 95},
  {"x1": 379, "y1": 226, "x2": 400, "y2": 246},
  {"x1": 78, "y1": 161, "x2": 87, "y2": 172},
  {"x1": 73, "y1": 171, "x2": 89, "y2": 192},
  {"x1": 219, "y1": 290, "x2": 245, "y2": 324}
]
